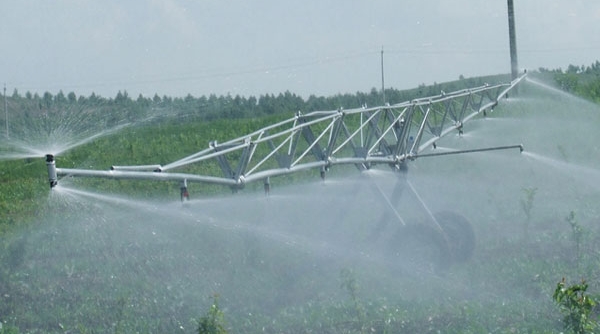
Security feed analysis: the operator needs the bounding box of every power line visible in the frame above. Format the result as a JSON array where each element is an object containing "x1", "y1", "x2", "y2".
[{"x1": 12, "y1": 50, "x2": 379, "y2": 94}]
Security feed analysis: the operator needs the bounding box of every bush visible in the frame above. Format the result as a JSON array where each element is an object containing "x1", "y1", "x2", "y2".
[{"x1": 553, "y1": 278, "x2": 597, "y2": 334}]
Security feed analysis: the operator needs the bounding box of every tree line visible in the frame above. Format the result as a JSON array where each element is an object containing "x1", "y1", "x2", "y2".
[
  {"x1": 3, "y1": 74, "x2": 508, "y2": 126},
  {"x1": 537, "y1": 60, "x2": 600, "y2": 103},
  {"x1": 5, "y1": 59, "x2": 600, "y2": 130}
]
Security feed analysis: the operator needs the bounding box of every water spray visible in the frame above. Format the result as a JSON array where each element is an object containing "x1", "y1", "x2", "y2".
[{"x1": 46, "y1": 154, "x2": 58, "y2": 188}]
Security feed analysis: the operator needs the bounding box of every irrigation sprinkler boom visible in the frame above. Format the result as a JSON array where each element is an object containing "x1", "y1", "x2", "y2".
[
  {"x1": 44, "y1": 73, "x2": 527, "y2": 273},
  {"x1": 46, "y1": 73, "x2": 527, "y2": 192}
]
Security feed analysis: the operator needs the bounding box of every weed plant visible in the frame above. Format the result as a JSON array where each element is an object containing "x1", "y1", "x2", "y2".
[
  {"x1": 520, "y1": 186, "x2": 537, "y2": 240},
  {"x1": 197, "y1": 295, "x2": 227, "y2": 334}
]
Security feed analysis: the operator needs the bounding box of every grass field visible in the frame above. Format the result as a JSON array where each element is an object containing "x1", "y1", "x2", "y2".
[{"x1": 1, "y1": 78, "x2": 600, "y2": 333}]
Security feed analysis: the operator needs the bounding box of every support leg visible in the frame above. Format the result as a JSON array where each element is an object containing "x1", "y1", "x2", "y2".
[{"x1": 366, "y1": 165, "x2": 408, "y2": 241}]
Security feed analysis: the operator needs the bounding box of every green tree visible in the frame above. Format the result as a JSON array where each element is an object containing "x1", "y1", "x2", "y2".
[
  {"x1": 55, "y1": 90, "x2": 67, "y2": 105},
  {"x1": 67, "y1": 91, "x2": 77, "y2": 103},
  {"x1": 43, "y1": 91, "x2": 53, "y2": 108}
]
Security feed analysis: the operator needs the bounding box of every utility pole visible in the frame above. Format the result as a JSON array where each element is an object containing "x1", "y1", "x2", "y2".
[
  {"x1": 507, "y1": 0, "x2": 519, "y2": 80},
  {"x1": 381, "y1": 46, "x2": 385, "y2": 105},
  {"x1": 4, "y1": 84, "x2": 7, "y2": 139}
]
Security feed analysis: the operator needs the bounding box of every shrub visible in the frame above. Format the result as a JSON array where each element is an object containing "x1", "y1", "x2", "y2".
[{"x1": 553, "y1": 278, "x2": 597, "y2": 334}]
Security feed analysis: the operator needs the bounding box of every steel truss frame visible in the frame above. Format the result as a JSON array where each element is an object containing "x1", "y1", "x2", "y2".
[{"x1": 47, "y1": 73, "x2": 526, "y2": 191}]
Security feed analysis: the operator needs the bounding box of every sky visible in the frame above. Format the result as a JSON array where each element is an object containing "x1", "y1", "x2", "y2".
[{"x1": 1, "y1": 0, "x2": 600, "y2": 99}]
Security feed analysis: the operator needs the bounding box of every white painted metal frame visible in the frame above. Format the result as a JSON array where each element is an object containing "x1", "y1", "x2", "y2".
[{"x1": 49, "y1": 74, "x2": 526, "y2": 190}]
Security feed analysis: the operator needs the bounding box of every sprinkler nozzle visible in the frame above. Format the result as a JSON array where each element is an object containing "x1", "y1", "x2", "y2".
[
  {"x1": 46, "y1": 154, "x2": 58, "y2": 188},
  {"x1": 180, "y1": 179, "x2": 189, "y2": 202},
  {"x1": 264, "y1": 177, "x2": 270, "y2": 196},
  {"x1": 519, "y1": 144, "x2": 524, "y2": 153}
]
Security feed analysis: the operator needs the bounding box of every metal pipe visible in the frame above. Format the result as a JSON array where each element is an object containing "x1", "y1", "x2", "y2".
[
  {"x1": 46, "y1": 154, "x2": 58, "y2": 188},
  {"x1": 111, "y1": 165, "x2": 162, "y2": 172},
  {"x1": 55, "y1": 167, "x2": 239, "y2": 186},
  {"x1": 414, "y1": 144, "x2": 523, "y2": 159}
]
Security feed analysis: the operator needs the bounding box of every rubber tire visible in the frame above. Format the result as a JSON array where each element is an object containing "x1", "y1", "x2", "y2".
[{"x1": 434, "y1": 211, "x2": 475, "y2": 263}]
